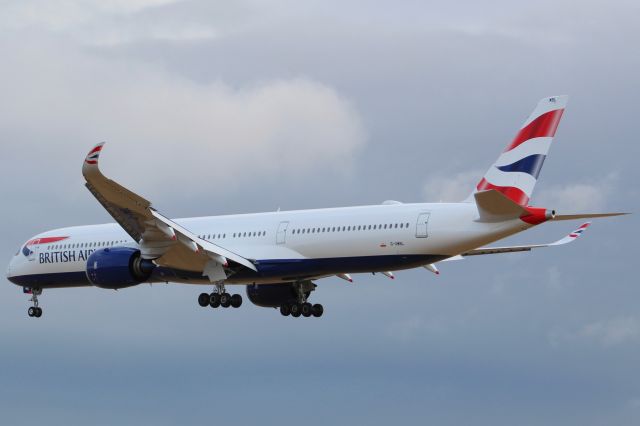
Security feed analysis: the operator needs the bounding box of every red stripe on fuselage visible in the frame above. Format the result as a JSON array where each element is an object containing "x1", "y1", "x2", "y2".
[
  {"x1": 27, "y1": 236, "x2": 69, "y2": 246},
  {"x1": 504, "y1": 109, "x2": 564, "y2": 152},
  {"x1": 476, "y1": 178, "x2": 530, "y2": 205}
]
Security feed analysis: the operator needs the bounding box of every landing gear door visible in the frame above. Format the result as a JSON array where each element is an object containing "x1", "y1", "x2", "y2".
[
  {"x1": 415, "y1": 213, "x2": 430, "y2": 238},
  {"x1": 276, "y1": 221, "x2": 289, "y2": 245}
]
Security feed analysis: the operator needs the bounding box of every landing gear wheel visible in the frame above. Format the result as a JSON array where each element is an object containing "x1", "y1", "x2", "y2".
[
  {"x1": 280, "y1": 304, "x2": 291, "y2": 316},
  {"x1": 312, "y1": 304, "x2": 324, "y2": 318},
  {"x1": 290, "y1": 303, "x2": 302, "y2": 317},
  {"x1": 220, "y1": 293, "x2": 232, "y2": 308},
  {"x1": 209, "y1": 293, "x2": 221, "y2": 308},
  {"x1": 27, "y1": 288, "x2": 43, "y2": 318},
  {"x1": 230, "y1": 294, "x2": 243, "y2": 308},
  {"x1": 301, "y1": 303, "x2": 313, "y2": 317},
  {"x1": 198, "y1": 293, "x2": 210, "y2": 307}
]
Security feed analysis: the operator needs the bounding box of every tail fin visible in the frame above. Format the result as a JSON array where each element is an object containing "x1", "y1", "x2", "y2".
[{"x1": 468, "y1": 96, "x2": 568, "y2": 205}]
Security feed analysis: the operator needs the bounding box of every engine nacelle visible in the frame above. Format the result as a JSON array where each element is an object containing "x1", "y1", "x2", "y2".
[
  {"x1": 246, "y1": 284, "x2": 298, "y2": 308},
  {"x1": 246, "y1": 282, "x2": 315, "y2": 308},
  {"x1": 86, "y1": 248, "x2": 155, "y2": 289}
]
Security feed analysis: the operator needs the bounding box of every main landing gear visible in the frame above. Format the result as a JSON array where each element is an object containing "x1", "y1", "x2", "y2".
[
  {"x1": 197, "y1": 283, "x2": 242, "y2": 310},
  {"x1": 27, "y1": 288, "x2": 43, "y2": 318},
  {"x1": 280, "y1": 281, "x2": 323, "y2": 318},
  {"x1": 280, "y1": 302, "x2": 323, "y2": 318}
]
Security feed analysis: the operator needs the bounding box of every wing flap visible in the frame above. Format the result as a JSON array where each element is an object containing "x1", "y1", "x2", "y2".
[{"x1": 150, "y1": 210, "x2": 257, "y2": 271}]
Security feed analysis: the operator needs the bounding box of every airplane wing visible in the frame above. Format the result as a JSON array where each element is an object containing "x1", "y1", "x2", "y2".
[
  {"x1": 460, "y1": 222, "x2": 591, "y2": 257},
  {"x1": 82, "y1": 143, "x2": 257, "y2": 282}
]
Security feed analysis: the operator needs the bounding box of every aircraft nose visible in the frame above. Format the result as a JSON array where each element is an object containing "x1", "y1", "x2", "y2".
[{"x1": 6, "y1": 256, "x2": 18, "y2": 285}]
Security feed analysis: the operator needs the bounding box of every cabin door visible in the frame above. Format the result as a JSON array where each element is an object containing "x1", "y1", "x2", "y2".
[
  {"x1": 415, "y1": 213, "x2": 431, "y2": 238},
  {"x1": 276, "y1": 221, "x2": 289, "y2": 245}
]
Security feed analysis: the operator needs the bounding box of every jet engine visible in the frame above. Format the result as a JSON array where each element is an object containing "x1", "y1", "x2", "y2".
[
  {"x1": 86, "y1": 247, "x2": 155, "y2": 289},
  {"x1": 246, "y1": 283, "x2": 313, "y2": 308}
]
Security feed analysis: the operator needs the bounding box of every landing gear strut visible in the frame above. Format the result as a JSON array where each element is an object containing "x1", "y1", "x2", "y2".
[
  {"x1": 280, "y1": 281, "x2": 323, "y2": 318},
  {"x1": 197, "y1": 283, "x2": 242, "y2": 310},
  {"x1": 27, "y1": 288, "x2": 43, "y2": 318}
]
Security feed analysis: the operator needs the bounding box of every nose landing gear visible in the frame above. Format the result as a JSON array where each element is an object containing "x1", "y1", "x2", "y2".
[{"x1": 26, "y1": 288, "x2": 43, "y2": 318}]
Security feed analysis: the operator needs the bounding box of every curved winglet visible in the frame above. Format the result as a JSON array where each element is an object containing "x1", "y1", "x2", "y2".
[
  {"x1": 83, "y1": 142, "x2": 106, "y2": 173},
  {"x1": 549, "y1": 222, "x2": 591, "y2": 246}
]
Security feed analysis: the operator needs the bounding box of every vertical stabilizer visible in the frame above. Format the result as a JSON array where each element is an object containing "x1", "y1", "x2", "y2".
[{"x1": 467, "y1": 96, "x2": 568, "y2": 205}]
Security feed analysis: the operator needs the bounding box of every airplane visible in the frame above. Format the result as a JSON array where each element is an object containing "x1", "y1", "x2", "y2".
[{"x1": 6, "y1": 96, "x2": 627, "y2": 318}]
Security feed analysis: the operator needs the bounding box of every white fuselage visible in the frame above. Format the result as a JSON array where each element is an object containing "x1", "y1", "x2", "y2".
[{"x1": 7, "y1": 202, "x2": 532, "y2": 289}]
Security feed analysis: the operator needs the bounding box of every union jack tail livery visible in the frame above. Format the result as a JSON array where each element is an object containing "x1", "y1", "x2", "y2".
[{"x1": 470, "y1": 96, "x2": 568, "y2": 206}]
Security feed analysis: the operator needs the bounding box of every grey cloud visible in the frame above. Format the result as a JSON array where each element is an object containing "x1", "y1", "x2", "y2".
[{"x1": 1, "y1": 1, "x2": 639, "y2": 425}]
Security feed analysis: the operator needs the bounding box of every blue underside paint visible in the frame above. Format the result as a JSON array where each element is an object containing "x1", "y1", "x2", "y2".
[
  {"x1": 8, "y1": 254, "x2": 447, "y2": 288},
  {"x1": 8, "y1": 271, "x2": 91, "y2": 288}
]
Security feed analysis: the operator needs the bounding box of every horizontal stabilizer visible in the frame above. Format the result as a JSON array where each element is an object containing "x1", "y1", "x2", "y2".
[
  {"x1": 474, "y1": 189, "x2": 529, "y2": 222},
  {"x1": 553, "y1": 213, "x2": 629, "y2": 221}
]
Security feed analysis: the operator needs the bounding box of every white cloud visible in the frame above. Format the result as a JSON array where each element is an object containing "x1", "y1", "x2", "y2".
[
  {"x1": 535, "y1": 174, "x2": 618, "y2": 212},
  {"x1": 549, "y1": 316, "x2": 640, "y2": 348},
  {"x1": 578, "y1": 316, "x2": 640, "y2": 347},
  {"x1": 0, "y1": 36, "x2": 365, "y2": 199},
  {"x1": 0, "y1": 0, "x2": 181, "y2": 31},
  {"x1": 0, "y1": 0, "x2": 218, "y2": 46},
  {"x1": 423, "y1": 169, "x2": 483, "y2": 202}
]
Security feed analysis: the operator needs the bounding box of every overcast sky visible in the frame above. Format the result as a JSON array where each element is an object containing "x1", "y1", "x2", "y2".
[{"x1": 1, "y1": 1, "x2": 639, "y2": 425}]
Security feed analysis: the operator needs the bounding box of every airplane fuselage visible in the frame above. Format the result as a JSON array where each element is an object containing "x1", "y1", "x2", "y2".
[{"x1": 7, "y1": 202, "x2": 531, "y2": 289}]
